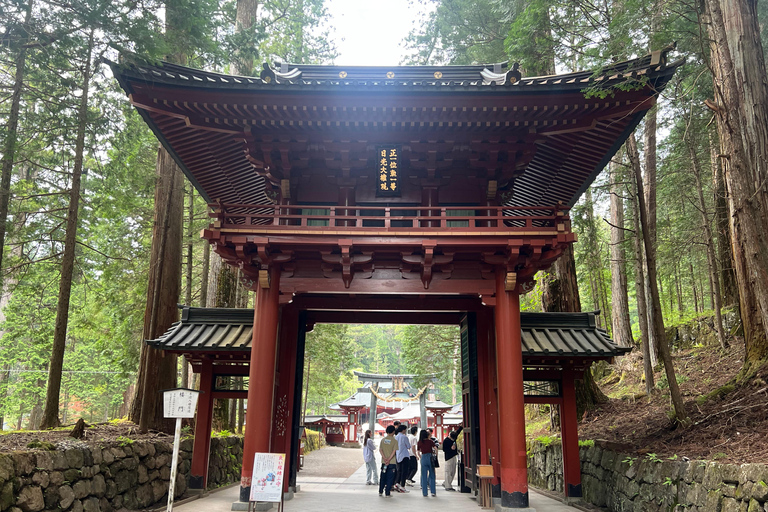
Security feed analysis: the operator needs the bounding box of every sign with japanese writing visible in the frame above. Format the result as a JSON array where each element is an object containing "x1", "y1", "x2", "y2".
[
  {"x1": 376, "y1": 145, "x2": 401, "y2": 197},
  {"x1": 249, "y1": 453, "x2": 286, "y2": 503},
  {"x1": 162, "y1": 388, "x2": 199, "y2": 419}
]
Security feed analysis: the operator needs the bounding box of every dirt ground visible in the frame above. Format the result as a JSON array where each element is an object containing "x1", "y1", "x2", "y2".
[
  {"x1": 0, "y1": 420, "x2": 176, "y2": 452},
  {"x1": 571, "y1": 342, "x2": 768, "y2": 464}
]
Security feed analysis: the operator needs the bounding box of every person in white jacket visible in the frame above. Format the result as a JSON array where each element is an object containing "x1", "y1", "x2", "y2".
[{"x1": 363, "y1": 430, "x2": 379, "y2": 485}]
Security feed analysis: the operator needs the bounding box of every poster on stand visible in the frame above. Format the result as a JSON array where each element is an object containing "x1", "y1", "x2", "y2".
[{"x1": 249, "y1": 453, "x2": 285, "y2": 503}]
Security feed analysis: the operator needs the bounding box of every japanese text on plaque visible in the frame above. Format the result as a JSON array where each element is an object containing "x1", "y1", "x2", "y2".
[{"x1": 376, "y1": 145, "x2": 401, "y2": 197}]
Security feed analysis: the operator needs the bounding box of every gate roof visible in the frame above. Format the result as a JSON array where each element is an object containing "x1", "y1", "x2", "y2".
[
  {"x1": 148, "y1": 306, "x2": 630, "y2": 362},
  {"x1": 107, "y1": 48, "x2": 681, "y2": 209}
]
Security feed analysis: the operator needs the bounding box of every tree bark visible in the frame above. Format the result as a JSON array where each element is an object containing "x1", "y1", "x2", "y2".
[
  {"x1": 541, "y1": 246, "x2": 580, "y2": 313},
  {"x1": 40, "y1": 33, "x2": 94, "y2": 429},
  {"x1": 129, "y1": 147, "x2": 183, "y2": 433},
  {"x1": 643, "y1": 108, "x2": 661, "y2": 365},
  {"x1": 709, "y1": 132, "x2": 739, "y2": 308},
  {"x1": 630, "y1": 132, "x2": 688, "y2": 424},
  {"x1": 233, "y1": 0, "x2": 260, "y2": 75},
  {"x1": 705, "y1": 0, "x2": 768, "y2": 370},
  {"x1": 540, "y1": 222, "x2": 607, "y2": 418},
  {"x1": 181, "y1": 185, "x2": 194, "y2": 389},
  {"x1": 0, "y1": 0, "x2": 32, "y2": 294},
  {"x1": 609, "y1": 160, "x2": 633, "y2": 347},
  {"x1": 688, "y1": 136, "x2": 728, "y2": 349},
  {"x1": 628, "y1": 135, "x2": 656, "y2": 393}
]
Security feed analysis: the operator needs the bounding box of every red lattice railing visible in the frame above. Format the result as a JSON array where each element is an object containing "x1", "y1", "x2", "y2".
[{"x1": 208, "y1": 204, "x2": 570, "y2": 232}]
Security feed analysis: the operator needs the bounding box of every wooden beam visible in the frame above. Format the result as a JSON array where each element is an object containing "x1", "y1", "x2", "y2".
[
  {"x1": 305, "y1": 310, "x2": 463, "y2": 325},
  {"x1": 281, "y1": 277, "x2": 495, "y2": 295}
]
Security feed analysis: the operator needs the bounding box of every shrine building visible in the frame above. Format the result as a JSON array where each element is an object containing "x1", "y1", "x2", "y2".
[{"x1": 111, "y1": 47, "x2": 679, "y2": 510}]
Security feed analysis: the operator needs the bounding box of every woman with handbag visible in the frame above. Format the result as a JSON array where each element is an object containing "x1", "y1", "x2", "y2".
[{"x1": 417, "y1": 429, "x2": 437, "y2": 497}]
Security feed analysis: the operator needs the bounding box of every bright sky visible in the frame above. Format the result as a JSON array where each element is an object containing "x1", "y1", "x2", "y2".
[{"x1": 326, "y1": 0, "x2": 425, "y2": 66}]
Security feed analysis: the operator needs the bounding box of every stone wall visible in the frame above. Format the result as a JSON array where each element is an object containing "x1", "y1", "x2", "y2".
[
  {"x1": 0, "y1": 435, "x2": 243, "y2": 512},
  {"x1": 529, "y1": 440, "x2": 768, "y2": 511}
]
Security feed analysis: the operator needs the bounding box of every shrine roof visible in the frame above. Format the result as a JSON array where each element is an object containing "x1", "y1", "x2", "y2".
[
  {"x1": 425, "y1": 400, "x2": 453, "y2": 410},
  {"x1": 353, "y1": 371, "x2": 423, "y2": 381},
  {"x1": 148, "y1": 307, "x2": 630, "y2": 359},
  {"x1": 107, "y1": 48, "x2": 682, "y2": 209},
  {"x1": 108, "y1": 52, "x2": 678, "y2": 93},
  {"x1": 304, "y1": 415, "x2": 347, "y2": 424}
]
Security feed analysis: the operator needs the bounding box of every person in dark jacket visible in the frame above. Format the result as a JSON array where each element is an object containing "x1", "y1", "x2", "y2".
[{"x1": 442, "y1": 431, "x2": 458, "y2": 491}]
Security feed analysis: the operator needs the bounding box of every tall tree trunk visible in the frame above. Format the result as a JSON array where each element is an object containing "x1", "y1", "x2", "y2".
[
  {"x1": 181, "y1": 185, "x2": 194, "y2": 389},
  {"x1": 541, "y1": 246, "x2": 580, "y2": 313},
  {"x1": 211, "y1": 265, "x2": 238, "y2": 430},
  {"x1": 130, "y1": 0, "x2": 190, "y2": 432},
  {"x1": 709, "y1": 133, "x2": 739, "y2": 307},
  {"x1": 630, "y1": 132, "x2": 688, "y2": 424},
  {"x1": 689, "y1": 260, "x2": 699, "y2": 314},
  {"x1": 609, "y1": 161, "x2": 633, "y2": 347},
  {"x1": 689, "y1": 137, "x2": 728, "y2": 349},
  {"x1": 40, "y1": 33, "x2": 94, "y2": 429},
  {"x1": 628, "y1": 135, "x2": 656, "y2": 393},
  {"x1": 674, "y1": 262, "x2": 685, "y2": 315},
  {"x1": 200, "y1": 243, "x2": 210, "y2": 307},
  {"x1": 643, "y1": 110, "x2": 661, "y2": 366},
  {"x1": 0, "y1": 364, "x2": 9, "y2": 429},
  {"x1": 0, "y1": 0, "x2": 32, "y2": 294},
  {"x1": 705, "y1": 0, "x2": 768, "y2": 370},
  {"x1": 129, "y1": 147, "x2": 183, "y2": 433},
  {"x1": 302, "y1": 359, "x2": 311, "y2": 424},
  {"x1": 540, "y1": 221, "x2": 606, "y2": 419}
]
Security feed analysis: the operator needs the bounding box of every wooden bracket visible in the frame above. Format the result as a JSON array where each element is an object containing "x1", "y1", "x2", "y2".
[
  {"x1": 258, "y1": 269, "x2": 270, "y2": 289},
  {"x1": 505, "y1": 272, "x2": 517, "y2": 291},
  {"x1": 320, "y1": 240, "x2": 373, "y2": 288}
]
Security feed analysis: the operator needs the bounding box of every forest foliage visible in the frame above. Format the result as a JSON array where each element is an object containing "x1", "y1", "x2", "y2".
[{"x1": 2, "y1": 0, "x2": 768, "y2": 428}]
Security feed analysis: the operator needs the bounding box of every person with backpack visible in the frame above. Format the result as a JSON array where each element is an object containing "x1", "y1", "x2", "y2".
[{"x1": 378, "y1": 425, "x2": 399, "y2": 497}]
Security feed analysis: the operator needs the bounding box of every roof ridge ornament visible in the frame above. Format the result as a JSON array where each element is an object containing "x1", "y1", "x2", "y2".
[
  {"x1": 481, "y1": 62, "x2": 522, "y2": 86},
  {"x1": 260, "y1": 62, "x2": 302, "y2": 84}
]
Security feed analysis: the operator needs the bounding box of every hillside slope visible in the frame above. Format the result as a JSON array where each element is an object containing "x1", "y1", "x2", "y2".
[{"x1": 573, "y1": 342, "x2": 768, "y2": 463}]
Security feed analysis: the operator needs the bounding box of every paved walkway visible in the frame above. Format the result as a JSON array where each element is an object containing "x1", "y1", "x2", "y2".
[{"x1": 175, "y1": 464, "x2": 581, "y2": 512}]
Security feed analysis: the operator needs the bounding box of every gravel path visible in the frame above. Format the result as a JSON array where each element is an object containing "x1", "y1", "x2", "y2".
[{"x1": 300, "y1": 445, "x2": 365, "y2": 478}]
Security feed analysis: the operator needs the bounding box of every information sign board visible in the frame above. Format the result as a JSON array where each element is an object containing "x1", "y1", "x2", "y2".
[
  {"x1": 162, "y1": 388, "x2": 199, "y2": 419},
  {"x1": 249, "y1": 453, "x2": 286, "y2": 503}
]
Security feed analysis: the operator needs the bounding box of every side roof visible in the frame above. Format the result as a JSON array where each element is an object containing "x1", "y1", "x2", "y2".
[{"x1": 148, "y1": 307, "x2": 630, "y2": 359}]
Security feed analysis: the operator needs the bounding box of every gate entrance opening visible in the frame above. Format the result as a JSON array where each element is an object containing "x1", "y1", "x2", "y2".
[{"x1": 112, "y1": 48, "x2": 678, "y2": 509}]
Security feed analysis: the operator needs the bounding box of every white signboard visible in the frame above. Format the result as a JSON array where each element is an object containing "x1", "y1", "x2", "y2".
[
  {"x1": 249, "y1": 453, "x2": 286, "y2": 503},
  {"x1": 163, "y1": 388, "x2": 200, "y2": 419}
]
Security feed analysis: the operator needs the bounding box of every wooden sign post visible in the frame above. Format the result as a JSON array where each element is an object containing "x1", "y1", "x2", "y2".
[
  {"x1": 249, "y1": 453, "x2": 286, "y2": 512},
  {"x1": 162, "y1": 388, "x2": 200, "y2": 512}
]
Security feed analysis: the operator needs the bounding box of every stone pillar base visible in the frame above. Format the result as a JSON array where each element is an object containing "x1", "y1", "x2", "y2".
[
  {"x1": 231, "y1": 501, "x2": 273, "y2": 511},
  {"x1": 494, "y1": 506, "x2": 536, "y2": 512}
]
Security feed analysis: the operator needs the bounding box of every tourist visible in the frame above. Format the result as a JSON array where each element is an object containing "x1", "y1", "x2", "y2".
[
  {"x1": 442, "y1": 431, "x2": 458, "y2": 491},
  {"x1": 363, "y1": 430, "x2": 379, "y2": 486},
  {"x1": 407, "y1": 426, "x2": 419, "y2": 485},
  {"x1": 394, "y1": 424, "x2": 411, "y2": 492},
  {"x1": 378, "y1": 425, "x2": 399, "y2": 497},
  {"x1": 417, "y1": 429, "x2": 437, "y2": 497}
]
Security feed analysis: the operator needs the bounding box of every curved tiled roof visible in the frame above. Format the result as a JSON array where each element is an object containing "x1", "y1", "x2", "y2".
[
  {"x1": 149, "y1": 307, "x2": 630, "y2": 359},
  {"x1": 108, "y1": 48, "x2": 681, "y2": 209}
]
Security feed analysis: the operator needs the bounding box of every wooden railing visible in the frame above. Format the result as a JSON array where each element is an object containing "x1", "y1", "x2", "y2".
[{"x1": 208, "y1": 204, "x2": 569, "y2": 232}]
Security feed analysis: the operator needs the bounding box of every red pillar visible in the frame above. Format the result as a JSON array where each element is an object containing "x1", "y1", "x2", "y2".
[
  {"x1": 190, "y1": 358, "x2": 214, "y2": 490},
  {"x1": 494, "y1": 269, "x2": 529, "y2": 508},
  {"x1": 270, "y1": 306, "x2": 299, "y2": 493},
  {"x1": 477, "y1": 309, "x2": 501, "y2": 489},
  {"x1": 560, "y1": 366, "x2": 582, "y2": 498},
  {"x1": 240, "y1": 266, "x2": 281, "y2": 503}
]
